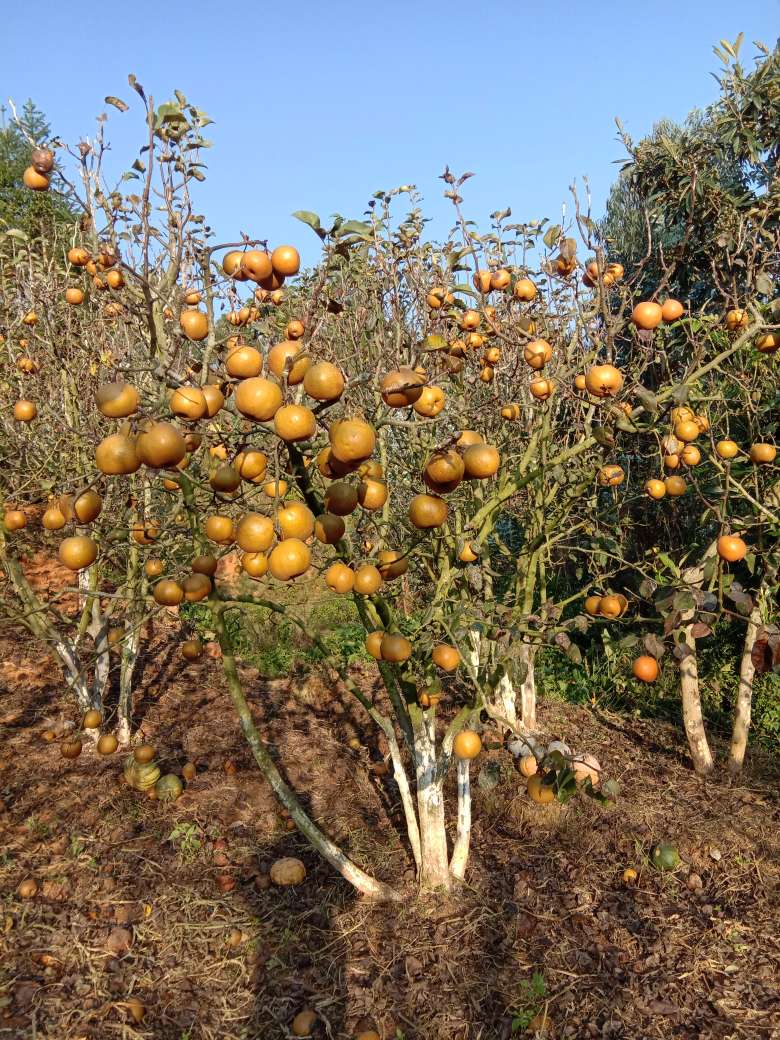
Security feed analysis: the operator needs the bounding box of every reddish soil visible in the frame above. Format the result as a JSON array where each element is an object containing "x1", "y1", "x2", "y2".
[{"x1": 1, "y1": 599, "x2": 779, "y2": 1038}]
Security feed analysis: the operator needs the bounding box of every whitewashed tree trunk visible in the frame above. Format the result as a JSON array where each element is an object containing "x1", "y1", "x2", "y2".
[
  {"x1": 386, "y1": 727, "x2": 421, "y2": 870},
  {"x1": 413, "y1": 712, "x2": 451, "y2": 890},
  {"x1": 517, "y1": 641, "x2": 537, "y2": 732},
  {"x1": 679, "y1": 554, "x2": 715, "y2": 776},
  {"x1": 449, "y1": 758, "x2": 471, "y2": 880},
  {"x1": 494, "y1": 669, "x2": 519, "y2": 731},
  {"x1": 728, "y1": 602, "x2": 762, "y2": 774}
]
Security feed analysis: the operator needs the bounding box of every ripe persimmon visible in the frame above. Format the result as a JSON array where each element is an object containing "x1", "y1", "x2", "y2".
[
  {"x1": 631, "y1": 301, "x2": 663, "y2": 330},
  {"x1": 632, "y1": 655, "x2": 659, "y2": 682}
]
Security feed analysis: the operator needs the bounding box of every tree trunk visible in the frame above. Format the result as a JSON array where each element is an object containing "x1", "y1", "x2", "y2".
[
  {"x1": 679, "y1": 554, "x2": 715, "y2": 776},
  {"x1": 728, "y1": 602, "x2": 762, "y2": 774},
  {"x1": 413, "y1": 711, "x2": 451, "y2": 890},
  {"x1": 213, "y1": 603, "x2": 400, "y2": 902},
  {"x1": 449, "y1": 758, "x2": 471, "y2": 880},
  {"x1": 679, "y1": 625, "x2": 714, "y2": 775},
  {"x1": 517, "y1": 641, "x2": 537, "y2": 732}
]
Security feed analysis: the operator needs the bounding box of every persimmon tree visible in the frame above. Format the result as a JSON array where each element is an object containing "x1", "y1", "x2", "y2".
[{"x1": 0, "y1": 50, "x2": 776, "y2": 901}]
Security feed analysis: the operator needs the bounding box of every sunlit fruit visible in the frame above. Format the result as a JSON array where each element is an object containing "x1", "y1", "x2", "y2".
[
  {"x1": 132, "y1": 519, "x2": 160, "y2": 544},
  {"x1": 598, "y1": 465, "x2": 624, "y2": 487},
  {"x1": 664, "y1": 475, "x2": 687, "y2": 497},
  {"x1": 599, "y1": 594, "x2": 626, "y2": 619},
  {"x1": 501, "y1": 404, "x2": 521, "y2": 420},
  {"x1": 205, "y1": 515, "x2": 235, "y2": 545},
  {"x1": 73, "y1": 490, "x2": 102, "y2": 523},
  {"x1": 59, "y1": 535, "x2": 97, "y2": 571},
  {"x1": 83, "y1": 708, "x2": 102, "y2": 728},
  {"x1": 170, "y1": 386, "x2": 207, "y2": 421},
  {"x1": 631, "y1": 301, "x2": 663, "y2": 330},
  {"x1": 326, "y1": 562, "x2": 355, "y2": 594},
  {"x1": 136, "y1": 422, "x2": 186, "y2": 468},
  {"x1": 268, "y1": 340, "x2": 310, "y2": 384},
  {"x1": 67, "y1": 246, "x2": 90, "y2": 266},
  {"x1": 268, "y1": 538, "x2": 311, "y2": 580},
  {"x1": 97, "y1": 734, "x2": 119, "y2": 755},
  {"x1": 463, "y1": 444, "x2": 500, "y2": 479},
  {"x1": 271, "y1": 245, "x2": 300, "y2": 276},
  {"x1": 756, "y1": 332, "x2": 778, "y2": 354},
  {"x1": 180, "y1": 309, "x2": 209, "y2": 341},
  {"x1": 182, "y1": 574, "x2": 212, "y2": 602},
  {"x1": 192, "y1": 555, "x2": 218, "y2": 575},
  {"x1": 574, "y1": 374, "x2": 587, "y2": 391},
  {"x1": 263, "y1": 480, "x2": 288, "y2": 498},
  {"x1": 365, "y1": 631, "x2": 384, "y2": 659},
  {"x1": 460, "y1": 309, "x2": 481, "y2": 331},
  {"x1": 234, "y1": 377, "x2": 283, "y2": 421},
  {"x1": 240, "y1": 249, "x2": 273, "y2": 282},
  {"x1": 749, "y1": 443, "x2": 776, "y2": 464},
  {"x1": 13, "y1": 399, "x2": 37, "y2": 422},
  {"x1": 514, "y1": 277, "x2": 537, "y2": 301},
  {"x1": 413, "y1": 385, "x2": 445, "y2": 417},
  {"x1": 4, "y1": 509, "x2": 27, "y2": 531},
  {"x1": 275, "y1": 404, "x2": 316, "y2": 441},
  {"x1": 314, "y1": 513, "x2": 345, "y2": 544},
  {"x1": 725, "y1": 309, "x2": 749, "y2": 331},
  {"x1": 234, "y1": 513, "x2": 274, "y2": 553},
  {"x1": 291, "y1": 1009, "x2": 318, "y2": 1037},
  {"x1": 490, "y1": 269, "x2": 511, "y2": 291},
  {"x1": 680, "y1": 444, "x2": 701, "y2": 466},
  {"x1": 518, "y1": 754, "x2": 538, "y2": 778},
  {"x1": 377, "y1": 549, "x2": 408, "y2": 579},
  {"x1": 584, "y1": 364, "x2": 623, "y2": 398},
  {"x1": 380, "y1": 368, "x2": 426, "y2": 408},
  {"x1": 409, "y1": 494, "x2": 448, "y2": 529},
  {"x1": 661, "y1": 299, "x2": 684, "y2": 322},
  {"x1": 303, "y1": 361, "x2": 345, "y2": 401},
  {"x1": 432, "y1": 644, "x2": 460, "y2": 671},
  {"x1": 529, "y1": 377, "x2": 554, "y2": 401},
  {"x1": 43, "y1": 505, "x2": 66, "y2": 530},
  {"x1": 357, "y1": 479, "x2": 388, "y2": 511},
  {"x1": 584, "y1": 595, "x2": 602, "y2": 616},
  {"x1": 96, "y1": 381, "x2": 139, "y2": 418},
  {"x1": 473, "y1": 269, "x2": 492, "y2": 293},
  {"x1": 572, "y1": 753, "x2": 601, "y2": 785},
  {"x1": 241, "y1": 552, "x2": 268, "y2": 579},
  {"x1": 153, "y1": 579, "x2": 184, "y2": 606},
  {"x1": 453, "y1": 730, "x2": 482, "y2": 760},
  {"x1": 95, "y1": 434, "x2": 140, "y2": 475},
  {"x1": 17, "y1": 877, "x2": 39, "y2": 898},
  {"x1": 425, "y1": 450, "x2": 465, "y2": 491},
  {"x1": 674, "y1": 419, "x2": 700, "y2": 443},
  {"x1": 632, "y1": 655, "x2": 659, "y2": 682},
  {"x1": 65, "y1": 287, "x2": 85, "y2": 305},
  {"x1": 226, "y1": 344, "x2": 263, "y2": 378},
  {"x1": 717, "y1": 535, "x2": 747, "y2": 562},
  {"x1": 523, "y1": 339, "x2": 552, "y2": 370},
  {"x1": 235, "y1": 450, "x2": 268, "y2": 482},
  {"x1": 23, "y1": 166, "x2": 49, "y2": 190},
  {"x1": 278, "y1": 502, "x2": 315, "y2": 540},
  {"x1": 379, "y1": 633, "x2": 412, "y2": 662},
  {"x1": 201, "y1": 384, "x2": 225, "y2": 417},
  {"x1": 145, "y1": 559, "x2": 164, "y2": 578},
  {"x1": 353, "y1": 564, "x2": 383, "y2": 595},
  {"x1": 527, "y1": 772, "x2": 555, "y2": 804},
  {"x1": 645, "y1": 479, "x2": 666, "y2": 500},
  {"x1": 330, "y1": 418, "x2": 376, "y2": 463}
]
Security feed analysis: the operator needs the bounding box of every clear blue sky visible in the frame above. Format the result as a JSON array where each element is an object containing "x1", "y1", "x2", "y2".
[{"x1": 3, "y1": 1, "x2": 777, "y2": 264}]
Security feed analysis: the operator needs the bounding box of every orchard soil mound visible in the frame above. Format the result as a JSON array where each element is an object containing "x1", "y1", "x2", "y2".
[{"x1": 1, "y1": 617, "x2": 778, "y2": 1039}]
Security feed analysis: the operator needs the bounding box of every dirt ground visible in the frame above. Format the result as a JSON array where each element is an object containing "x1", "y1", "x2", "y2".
[{"x1": 1, "y1": 583, "x2": 779, "y2": 1039}]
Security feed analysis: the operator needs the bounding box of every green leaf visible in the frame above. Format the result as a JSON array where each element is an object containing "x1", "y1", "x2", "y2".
[
  {"x1": 292, "y1": 210, "x2": 321, "y2": 231},
  {"x1": 336, "y1": 219, "x2": 372, "y2": 239}
]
